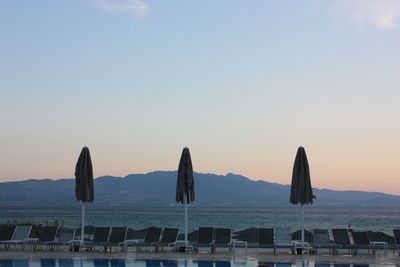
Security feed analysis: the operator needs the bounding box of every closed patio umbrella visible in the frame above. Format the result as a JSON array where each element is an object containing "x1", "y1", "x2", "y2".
[
  {"x1": 75, "y1": 146, "x2": 94, "y2": 248},
  {"x1": 176, "y1": 147, "x2": 195, "y2": 246},
  {"x1": 290, "y1": 146, "x2": 315, "y2": 248}
]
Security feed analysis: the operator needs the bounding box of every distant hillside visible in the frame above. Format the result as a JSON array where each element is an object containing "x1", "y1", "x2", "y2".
[{"x1": 0, "y1": 171, "x2": 399, "y2": 206}]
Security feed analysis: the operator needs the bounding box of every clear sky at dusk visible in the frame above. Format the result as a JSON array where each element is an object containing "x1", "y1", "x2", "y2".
[{"x1": 0, "y1": 0, "x2": 399, "y2": 194}]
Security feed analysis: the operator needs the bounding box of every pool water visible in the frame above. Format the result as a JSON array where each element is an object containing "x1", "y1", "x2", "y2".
[{"x1": 0, "y1": 259, "x2": 392, "y2": 267}]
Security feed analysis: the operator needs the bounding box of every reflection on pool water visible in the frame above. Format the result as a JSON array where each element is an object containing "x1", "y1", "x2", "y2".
[{"x1": 0, "y1": 259, "x2": 392, "y2": 267}]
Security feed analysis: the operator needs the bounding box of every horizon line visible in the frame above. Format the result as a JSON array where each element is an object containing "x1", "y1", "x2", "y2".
[{"x1": 1, "y1": 170, "x2": 399, "y2": 197}]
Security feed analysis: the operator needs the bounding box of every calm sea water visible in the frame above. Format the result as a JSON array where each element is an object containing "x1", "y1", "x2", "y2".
[{"x1": 0, "y1": 206, "x2": 399, "y2": 234}]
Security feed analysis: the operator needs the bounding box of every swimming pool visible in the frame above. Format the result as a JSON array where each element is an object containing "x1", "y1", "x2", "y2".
[{"x1": 0, "y1": 259, "x2": 392, "y2": 267}]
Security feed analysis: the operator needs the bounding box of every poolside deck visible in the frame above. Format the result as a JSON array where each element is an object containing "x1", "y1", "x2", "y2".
[{"x1": 0, "y1": 248, "x2": 399, "y2": 265}]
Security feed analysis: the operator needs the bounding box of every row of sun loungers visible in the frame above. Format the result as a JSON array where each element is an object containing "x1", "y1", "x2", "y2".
[
  {"x1": 0, "y1": 225, "x2": 232, "y2": 253},
  {"x1": 1, "y1": 225, "x2": 400, "y2": 255},
  {"x1": 0, "y1": 225, "x2": 65, "y2": 251},
  {"x1": 313, "y1": 229, "x2": 377, "y2": 255},
  {"x1": 240, "y1": 228, "x2": 396, "y2": 255},
  {"x1": 123, "y1": 227, "x2": 233, "y2": 254}
]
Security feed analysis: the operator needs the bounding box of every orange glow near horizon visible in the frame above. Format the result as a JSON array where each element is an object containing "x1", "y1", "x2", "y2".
[{"x1": 1, "y1": 141, "x2": 399, "y2": 195}]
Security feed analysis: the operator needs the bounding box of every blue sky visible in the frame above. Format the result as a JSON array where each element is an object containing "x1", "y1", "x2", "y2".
[{"x1": 0, "y1": 0, "x2": 399, "y2": 194}]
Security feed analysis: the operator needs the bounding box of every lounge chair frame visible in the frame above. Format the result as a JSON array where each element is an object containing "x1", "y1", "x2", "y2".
[
  {"x1": 332, "y1": 229, "x2": 357, "y2": 254},
  {"x1": 193, "y1": 227, "x2": 214, "y2": 253},
  {"x1": 312, "y1": 229, "x2": 339, "y2": 254},
  {"x1": 153, "y1": 228, "x2": 179, "y2": 252},
  {"x1": 0, "y1": 225, "x2": 32, "y2": 250},
  {"x1": 210, "y1": 228, "x2": 233, "y2": 254},
  {"x1": 274, "y1": 227, "x2": 293, "y2": 254},
  {"x1": 102, "y1": 227, "x2": 128, "y2": 252}
]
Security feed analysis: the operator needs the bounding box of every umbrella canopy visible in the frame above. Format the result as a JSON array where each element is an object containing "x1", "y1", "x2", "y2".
[
  {"x1": 74, "y1": 146, "x2": 94, "y2": 248},
  {"x1": 290, "y1": 146, "x2": 314, "y2": 205},
  {"x1": 290, "y1": 146, "x2": 315, "y2": 250},
  {"x1": 176, "y1": 147, "x2": 195, "y2": 246},
  {"x1": 176, "y1": 147, "x2": 195, "y2": 204},
  {"x1": 75, "y1": 147, "x2": 94, "y2": 202}
]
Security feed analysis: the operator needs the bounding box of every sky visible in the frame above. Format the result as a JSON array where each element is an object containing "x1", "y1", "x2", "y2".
[{"x1": 0, "y1": 0, "x2": 399, "y2": 194}]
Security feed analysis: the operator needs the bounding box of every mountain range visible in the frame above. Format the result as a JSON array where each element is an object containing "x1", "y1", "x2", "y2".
[{"x1": 0, "y1": 171, "x2": 399, "y2": 206}]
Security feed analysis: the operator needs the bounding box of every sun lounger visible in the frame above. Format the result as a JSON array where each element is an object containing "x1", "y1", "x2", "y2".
[
  {"x1": 0, "y1": 225, "x2": 32, "y2": 249},
  {"x1": 46, "y1": 228, "x2": 76, "y2": 251},
  {"x1": 25, "y1": 226, "x2": 59, "y2": 251},
  {"x1": 231, "y1": 228, "x2": 257, "y2": 251},
  {"x1": 153, "y1": 227, "x2": 179, "y2": 252},
  {"x1": 102, "y1": 227, "x2": 127, "y2": 252},
  {"x1": 120, "y1": 228, "x2": 141, "y2": 251},
  {"x1": 352, "y1": 231, "x2": 381, "y2": 254},
  {"x1": 393, "y1": 229, "x2": 400, "y2": 253},
  {"x1": 312, "y1": 229, "x2": 339, "y2": 254},
  {"x1": 366, "y1": 231, "x2": 394, "y2": 252},
  {"x1": 332, "y1": 229, "x2": 357, "y2": 254},
  {"x1": 136, "y1": 227, "x2": 162, "y2": 252},
  {"x1": 193, "y1": 227, "x2": 214, "y2": 253},
  {"x1": 74, "y1": 227, "x2": 110, "y2": 251},
  {"x1": 210, "y1": 228, "x2": 233, "y2": 254},
  {"x1": 258, "y1": 228, "x2": 274, "y2": 250},
  {"x1": 274, "y1": 227, "x2": 293, "y2": 254},
  {"x1": 0, "y1": 226, "x2": 15, "y2": 243},
  {"x1": 243, "y1": 228, "x2": 259, "y2": 248}
]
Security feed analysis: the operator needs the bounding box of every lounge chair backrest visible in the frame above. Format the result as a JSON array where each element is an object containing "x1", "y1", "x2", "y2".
[
  {"x1": 275, "y1": 228, "x2": 291, "y2": 244},
  {"x1": 188, "y1": 230, "x2": 198, "y2": 242},
  {"x1": 126, "y1": 228, "x2": 139, "y2": 240},
  {"x1": 0, "y1": 226, "x2": 15, "y2": 241},
  {"x1": 214, "y1": 228, "x2": 231, "y2": 244},
  {"x1": 198, "y1": 227, "x2": 214, "y2": 244},
  {"x1": 109, "y1": 227, "x2": 127, "y2": 243},
  {"x1": 332, "y1": 229, "x2": 351, "y2": 245},
  {"x1": 12, "y1": 225, "x2": 32, "y2": 241},
  {"x1": 394, "y1": 229, "x2": 400, "y2": 245},
  {"x1": 40, "y1": 226, "x2": 59, "y2": 242},
  {"x1": 352, "y1": 231, "x2": 370, "y2": 245},
  {"x1": 57, "y1": 228, "x2": 75, "y2": 243},
  {"x1": 144, "y1": 227, "x2": 162, "y2": 243},
  {"x1": 242, "y1": 228, "x2": 258, "y2": 243},
  {"x1": 313, "y1": 229, "x2": 331, "y2": 245},
  {"x1": 259, "y1": 228, "x2": 274, "y2": 245},
  {"x1": 93, "y1": 227, "x2": 111, "y2": 243},
  {"x1": 160, "y1": 228, "x2": 179, "y2": 243}
]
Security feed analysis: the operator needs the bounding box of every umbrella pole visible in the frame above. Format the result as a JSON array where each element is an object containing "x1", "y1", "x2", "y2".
[
  {"x1": 81, "y1": 203, "x2": 85, "y2": 248},
  {"x1": 184, "y1": 193, "x2": 188, "y2": 246},
  {"x1": 301, "y1": 204, "x2": 304, "y2": 248}
]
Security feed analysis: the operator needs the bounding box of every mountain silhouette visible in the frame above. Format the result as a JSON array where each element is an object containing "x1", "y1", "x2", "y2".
[{"x1": 0, "y1": 171, "x2": 399, "y2": 206}]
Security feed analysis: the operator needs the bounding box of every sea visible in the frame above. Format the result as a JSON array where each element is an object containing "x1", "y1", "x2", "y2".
[{"x1": 0, "y1": 205, "x2": 399, "y2": 235}]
